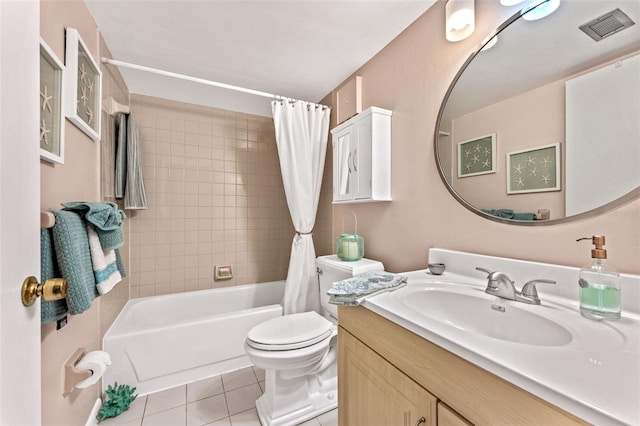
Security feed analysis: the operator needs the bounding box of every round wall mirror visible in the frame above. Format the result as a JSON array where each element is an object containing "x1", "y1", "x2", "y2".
[{"x1": 435, "y1": 1, "x2": 640, "y2": 225}]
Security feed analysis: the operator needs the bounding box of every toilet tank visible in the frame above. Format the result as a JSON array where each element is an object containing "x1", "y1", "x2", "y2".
[{"x1": 315, "y1": 255, "x2": 384, "y2": 320}]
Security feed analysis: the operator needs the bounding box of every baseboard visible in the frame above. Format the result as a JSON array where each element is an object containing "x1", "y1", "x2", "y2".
[{"x1": 85, "y1": 398, "x2": 102, "y2": 426}]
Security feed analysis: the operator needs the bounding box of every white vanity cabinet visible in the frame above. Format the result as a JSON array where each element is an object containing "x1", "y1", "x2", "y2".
[{"x1": 331, "y1": 106, "x2": 392, "y2": 203}]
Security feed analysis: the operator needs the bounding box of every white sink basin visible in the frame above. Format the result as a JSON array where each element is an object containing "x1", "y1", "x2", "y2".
[{"x1": 396, "y1": 285, "x2": 573, "y2": 346}]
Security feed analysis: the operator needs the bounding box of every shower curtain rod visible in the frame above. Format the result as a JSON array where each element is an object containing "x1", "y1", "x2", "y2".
[{"x1": 101, "y1": 58, "x2": 328, "y2": 107}]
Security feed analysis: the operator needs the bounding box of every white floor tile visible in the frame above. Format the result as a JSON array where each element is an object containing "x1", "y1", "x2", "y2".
[
  {"x1": 113, "y1": 419, "x2": 143, "y2": 426},
  {"x1": 204, "y1": 418, "x2": 231, "y2": 426},
  {"x1": 186, "y1": 394, "x2": 228, "y2": 426},
  {"x1": 222, "y1": 367, "x2": 258, "y2": 392},
  {"x1": 317, "y1": 409, "x2": 338, "y2": 426},
  {"x1": 145, "y1": 385, "x2": 187, "y2": 416},
  {"x1": 225, "y1": 384, "x2": 262, "y2": 416},
  {"x1": 138, "y1": 369, "x2": 331, "y2": 426},
  {"x1": 229, "y1": 408, "x2": 261, "y2": 426},
  {"x1": 141, "y1": 406, "x2": 186, "y2": 426},
  {"x1": 100, "y1": 395, "x2": 147, "y2": 425},
  {"x1": 251, "y1": 367, "x2": 265, "y2": 382},
  {"x1": 187, "y1": 375, "x2": 224, "y2": 403}
]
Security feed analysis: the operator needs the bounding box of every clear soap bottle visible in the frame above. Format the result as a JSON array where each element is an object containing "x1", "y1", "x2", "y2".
[{"x1": 576, "y1": 236, "x2": 621, "y2": 320}]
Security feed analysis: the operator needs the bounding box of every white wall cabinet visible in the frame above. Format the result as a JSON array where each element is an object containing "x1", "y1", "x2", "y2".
[{"x1": 331, "y1": 106, "x2": 392, "y2": 203}]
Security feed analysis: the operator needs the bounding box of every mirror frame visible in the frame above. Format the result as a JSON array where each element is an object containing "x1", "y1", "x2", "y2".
[{"x1": 434, "y1": 7, "x2": 640, "y2": 226}]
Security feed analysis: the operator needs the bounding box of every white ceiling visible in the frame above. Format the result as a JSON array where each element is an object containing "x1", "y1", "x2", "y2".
[
  {"x1": 86, "y1": 0, "x2": 437, "y2": 117},
  {"x1": 443, "y1": 0, "x2": 640, "y2": 121}
]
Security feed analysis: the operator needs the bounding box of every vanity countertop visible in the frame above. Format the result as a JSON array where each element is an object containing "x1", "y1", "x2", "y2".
[{"x1": 362, "y1": 249, "x2": 640, "y2": 426}]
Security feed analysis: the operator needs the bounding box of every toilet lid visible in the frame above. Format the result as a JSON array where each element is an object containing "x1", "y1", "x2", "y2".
[{"x1": 247, "y1": 311, "x2": 333, "y2": 351}]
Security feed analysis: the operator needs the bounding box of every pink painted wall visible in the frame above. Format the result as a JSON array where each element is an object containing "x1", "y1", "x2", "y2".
[{"x1": 328, "y1": 1, "x2": 639, "y2": 275}]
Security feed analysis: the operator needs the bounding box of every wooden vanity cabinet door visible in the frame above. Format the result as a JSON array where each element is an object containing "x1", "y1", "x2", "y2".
[
  {"x1": 437, "y1": 402, "x2": 473, "y2": 426},
  {"x1": 339, "y1": 327, "x2": 437, "y2": 426}
]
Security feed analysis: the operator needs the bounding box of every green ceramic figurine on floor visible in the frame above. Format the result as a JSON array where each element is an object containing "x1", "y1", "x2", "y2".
[{"x1": 97, "y1": 382, "x2": 138, "y2": 422}]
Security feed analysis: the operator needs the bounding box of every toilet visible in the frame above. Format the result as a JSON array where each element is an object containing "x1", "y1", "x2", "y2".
[{"x1": 245, "y1": 255, "x2": 384, "y2": 426}]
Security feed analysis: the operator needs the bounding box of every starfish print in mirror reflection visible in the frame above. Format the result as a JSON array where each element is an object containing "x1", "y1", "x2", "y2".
[
  {"x1": 40, "y1": 119, "x2": 50, "y2": 144},
  {"x1": 41, "y1": 85, "x2": 52, "y2": 112},
  {"x1": 473, "y1": 154, "x2": 480, "y2": 163},
  {"x1": 542, "y1": 156, "x2": 552, "y2": 167},
  {"x1": 86, "y1": 106, "x2": 94, "y2": 125},
  {"x1": 79, "y1": 62, "x2": 88, "y2": 82},
  {"x1": 482, "y1": 159, "x2": 490, "y2": 168},
  {"x1": 483, "y1": 147, "x2": 491, "y2": 156},
  {"x1": 529, "y1": 167, "x2": 539, "y2": 177},
  {"x1": 513, "y1": 163, "x2": 524, "y2": 174},
  {"x1": 87, "y1": 80, "x2": 94, "y2": 97},
  {"x1": 465, "y1": 148, "x2": 472, "y2": 158},
  {"x1": 465, "y1": 162, "x2": 473, "y2": 171},
  {"x1": 541, "y1": 175, "x2": 551, "y2": 185},
  {"x1": 527, "y1": 156, "x2": 536, "y2": 166},
  {"x1": 474, "y1": 143, "x2": 482, "y2": 152},
  {"x1": 516, "y1": 177, "x2": 525, "y2": 187}
]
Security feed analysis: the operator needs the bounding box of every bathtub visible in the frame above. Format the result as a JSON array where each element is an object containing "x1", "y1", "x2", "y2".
[{"x1": 102, "y1": 281, "x2": 284, "y2": 395}]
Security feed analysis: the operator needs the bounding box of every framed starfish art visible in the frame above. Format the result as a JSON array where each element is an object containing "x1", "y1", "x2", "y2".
[
  {"x1": 507, "y1": 143, "x2": 561, "y2": 194},
  {"x1": 40, "y1": 39, "x2": 65, "y2": 164},
  {"x1": 64, "y1": 27, "x2": 102, "y2": 142},
  {"x1": 457, "y1": 133, "x2": 497, "y2": 178}
]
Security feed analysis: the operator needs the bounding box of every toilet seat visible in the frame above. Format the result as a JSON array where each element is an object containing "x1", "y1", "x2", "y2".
[{"x1": 247, "y1": 311, "x2": 333, "y2": 351}]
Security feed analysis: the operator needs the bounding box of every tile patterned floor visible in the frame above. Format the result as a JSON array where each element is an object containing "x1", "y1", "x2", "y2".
[{"x1": 100, "y1": 366, "x2": 338, "y2": 426}]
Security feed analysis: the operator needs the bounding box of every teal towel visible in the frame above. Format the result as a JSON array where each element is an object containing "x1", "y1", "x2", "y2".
[
  {"x1": 115, "y1": 248, "x2": 127, "y2": 278},
  {"x1": 52, "y1": 210, "x2": 98, "y2": 315},
  {"x1": 40, "y1": 228, "x2": 68, "y2": 323},
  {"x1": 482, "y1": 209, "x2": 536, "y2": 221},
  {"x1": 61, "y1": 202, "x2": 126, "y2": 250}
]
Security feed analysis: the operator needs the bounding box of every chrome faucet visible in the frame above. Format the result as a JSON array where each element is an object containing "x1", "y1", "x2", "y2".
[{"x1": 475, "y1": 267, "x2": 556, "y2": 305}]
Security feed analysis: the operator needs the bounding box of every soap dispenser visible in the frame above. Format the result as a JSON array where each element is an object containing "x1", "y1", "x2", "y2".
[{"x1": 576, "y1": 236, "x2": 621, "y2": 320}]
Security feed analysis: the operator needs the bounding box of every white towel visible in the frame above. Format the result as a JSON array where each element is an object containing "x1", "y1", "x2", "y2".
[
  {"x1": 87, "y1": 224, "x2": 122, "y2": 294},
  {"x1": 327, "y1": 272, "x2": 407, "y2": 306}
]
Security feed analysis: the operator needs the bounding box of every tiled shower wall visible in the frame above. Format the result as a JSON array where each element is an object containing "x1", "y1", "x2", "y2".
[{"x1": 127, "y1": 95, "x2": 295, "y2": 298}]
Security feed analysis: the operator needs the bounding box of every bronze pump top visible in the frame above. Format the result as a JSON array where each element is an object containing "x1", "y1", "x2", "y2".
[{"x1": 577, "y1": 235, "x2": 607, "y2": 259}]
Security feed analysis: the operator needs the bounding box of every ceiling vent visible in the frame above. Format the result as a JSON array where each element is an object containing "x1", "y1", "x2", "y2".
[{"x1": 579, "y1": 8, "x2": 635, "y2": 41}]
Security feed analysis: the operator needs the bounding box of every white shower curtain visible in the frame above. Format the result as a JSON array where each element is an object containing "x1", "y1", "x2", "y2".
[{"x1": 272, "y1": 99, "x2": 331, "y2": 315}]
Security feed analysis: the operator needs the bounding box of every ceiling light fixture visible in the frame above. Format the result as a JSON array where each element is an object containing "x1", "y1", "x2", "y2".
[
  {"x1": 446, "y1": 0, "x2": 475, "y2": 42},
  {"x1": 522, "y1": 0, "x2": 561, "y2": 21}
]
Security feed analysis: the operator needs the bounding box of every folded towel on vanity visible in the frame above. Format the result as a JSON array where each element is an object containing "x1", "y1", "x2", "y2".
[
  {"x1": 327, "y1": 272, "x2": 408, "y2": 306},
  {"x1": 87, "y1": 224, "x2": 122, "y2": 295},
  {"x1": 62, "y1": 201, "x2": 126, "y2": 250},
  {"x1": 40, "y1": 228, "x2": 68, "y2": 323},
  {"x1": 51, "y1": 210, "x2": 99, "y2": 315}
]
